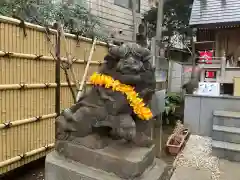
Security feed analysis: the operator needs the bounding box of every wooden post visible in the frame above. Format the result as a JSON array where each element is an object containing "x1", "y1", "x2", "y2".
[
  {"x1": 131, "y1": 0, "x2": 138, "y2": 41},
  {"x1": 55, "y1": 24, "x2": 61, "y2": 116},
  {"x1": 191, "y1": 28, "x2": 197, "y2": 78},
  {"x1": 151, "y1": 37, "x2": 156, "y2": 68},
  {"x1": 221, "y1": 50, "x2": 226, "y2": 81},
  {"x1": 167, "y1": 60, "x2": 173, "y2": 92},
  {"x1": 154, "y1": 0, "x2": 164, "y2": 158}
]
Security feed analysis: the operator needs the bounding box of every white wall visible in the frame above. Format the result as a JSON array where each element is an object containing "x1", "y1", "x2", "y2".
[
  {"x1": 169, "y1": 61, "x2": 182, "y2": 93},
  {"x1": 168, "y1": 61, "x2": 192, "y2": 93},
  {"x1": 88, "y1": 0, "x2": 151, "y2": 41}
]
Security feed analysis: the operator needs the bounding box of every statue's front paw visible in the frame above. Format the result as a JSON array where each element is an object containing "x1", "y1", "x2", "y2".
[
  {"x1": 61, "y1": 108, "x2": 76, "y2": 122},
  {"x1": 132, "y1": 132, "x2": 153, "y2": 148},
  {"x1": 111, "y1": 126, "x2": 136, "y2": 141},
  {"x1": 72, "y1": 134, "x2": 109, "y2": 149},
  {"x1": 110, "y1": 129, "x2": 122, "y2": 140}
]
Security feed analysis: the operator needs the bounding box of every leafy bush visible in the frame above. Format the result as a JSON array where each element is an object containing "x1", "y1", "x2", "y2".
[
  {"x1": 0, "y1": 0, "x2": 108, "y2": 41},
  {"x1": 164, "y1": 92, "x2": 182, "y2": 115}
]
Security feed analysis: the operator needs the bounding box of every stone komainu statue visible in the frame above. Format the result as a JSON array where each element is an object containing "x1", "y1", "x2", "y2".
[{"x1": 55, "y1": 43, "x2": 156, "y2": 151}]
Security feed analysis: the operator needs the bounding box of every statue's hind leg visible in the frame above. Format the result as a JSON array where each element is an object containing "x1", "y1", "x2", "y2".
[
  {"x1": 109, "y1": 114, "x2": 136, "y2": 141},
  {"x1": 132, "y1": 118, "x2": 153, "y2": 147}
]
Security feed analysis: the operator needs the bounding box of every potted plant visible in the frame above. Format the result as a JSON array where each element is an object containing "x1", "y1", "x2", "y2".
[
  {"x1": 166, "y1": 134, "x2": 185, "y2": 155},
  {"x1": 181, "y1": 128, "x2": 190, "y2": 140},
  {"x1": 175, "y1": 120, "x2": 190, "y2": 140},
  {"x1": 166, "y1": 120, "x2": 186, "y2": 155}
]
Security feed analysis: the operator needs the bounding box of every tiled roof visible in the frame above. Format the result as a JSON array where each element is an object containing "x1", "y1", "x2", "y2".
[{"x1": 189, "y1": 0, "x2": 240, "y2": 26}]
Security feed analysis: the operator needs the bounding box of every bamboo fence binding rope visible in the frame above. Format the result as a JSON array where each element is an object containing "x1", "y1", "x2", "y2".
[
  {"x1": 0, "y1": 82, "x2": 77, "y2": 90},
  {"x1": 76, "y1": 38, "x2": 97, "y2": 101},
  {"x1": 0, "y1": 50, "x2": 101, "y2": 64},
  {"x1": 0, "y1": 113, "x2": 57, "y2": 130},
  {"x1": 0, "y1": 143, "x2": 55, "y2": 168}
]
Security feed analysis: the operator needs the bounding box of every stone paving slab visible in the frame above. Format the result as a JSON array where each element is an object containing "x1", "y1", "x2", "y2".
[
  {"x1": 219, "y1": 159, "x2": 240, "y2": 180},
  {"x1": 170, "y1": 167, "x2": 212, "y2": 180},
  {"x1": 170, "y1": 159, "x2": 240, "y2": 180}
]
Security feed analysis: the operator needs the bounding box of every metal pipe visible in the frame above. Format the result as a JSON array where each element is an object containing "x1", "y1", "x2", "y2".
[{"x1": 0, "y1": 82, "x2": 80, "y2": 90}]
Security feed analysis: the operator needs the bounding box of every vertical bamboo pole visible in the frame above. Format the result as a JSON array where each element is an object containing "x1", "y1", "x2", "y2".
[
  {"x1": 76, "y1": 38, "x2": 97, "y2": 101},
  {"x1": 55, "y1": 24, "x2": 61, "y2": 116}
]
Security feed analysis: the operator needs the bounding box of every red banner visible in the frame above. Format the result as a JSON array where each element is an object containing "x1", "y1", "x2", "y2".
[{"x1": 199, "y1": 50, "x2": 213, "y2": 64}]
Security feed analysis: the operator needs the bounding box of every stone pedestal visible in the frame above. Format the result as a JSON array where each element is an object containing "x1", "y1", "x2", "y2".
[{"x1": 45, "y1": 140, "x2": 167, "y2": 180}]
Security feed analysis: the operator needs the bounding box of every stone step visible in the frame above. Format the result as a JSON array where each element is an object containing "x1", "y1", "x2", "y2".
[
  {"x1": 212, "y1": 140, "x2": 240, "y2": 162},
  {"x1": 212, "y1": 125, "x2": 240, "y2": 144},
  {"x1": 213, "y1": 110, "x2": 240, "y2": 128}
]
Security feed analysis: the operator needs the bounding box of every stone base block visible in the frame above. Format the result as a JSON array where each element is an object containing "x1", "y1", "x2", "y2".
[
  {"x1": 45, "y1": 151, "x2": 167, "y2": 180},
  {"x1": 56, "y1": 139, "x2": 155, "y2": 179}
]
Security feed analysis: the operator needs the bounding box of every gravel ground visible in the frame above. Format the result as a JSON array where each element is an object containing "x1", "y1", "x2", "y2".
[
  {"x1": 1, "y1": 158, "x2": 45, "y2": 180},
  {"x1": 174, "y1": 135, "x2": 221, "y2": 180}
]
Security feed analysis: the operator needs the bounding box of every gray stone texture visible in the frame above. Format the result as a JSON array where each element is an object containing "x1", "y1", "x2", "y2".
[
  {"x1": 45, "y1": 151, "x2": 167, "y2": 180},
  {"x1": 213, "y1": 116, "x2": 240, "y2": 128},
  {"x1": 211, "y1": 111, "x2": 240, "y2": 161},
  {"x1": 184, "y1": 95, "x2": 240, "y2": 137},
  {"x1": 212, "y1": 140, "x2": 240, "y2": 162},
  {"x1": 55, "y1": 140, "x2": 155, "y2": 179},
  {"x1": 212, "y1": 125, "x2": 240, "y2": 144}
]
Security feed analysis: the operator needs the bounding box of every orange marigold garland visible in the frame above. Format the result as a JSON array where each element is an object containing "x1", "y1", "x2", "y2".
[{"x1": 89, "y1": 72, "x2": 153, "y2": 120}]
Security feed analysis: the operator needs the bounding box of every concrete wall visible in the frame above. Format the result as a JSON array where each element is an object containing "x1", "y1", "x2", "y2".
[
  {"x1": 169, "y1": 61, "x2": 182, "y2": 93},
  {"x1": 168, "y1": 61, "x2": 192, "y2": 93},
  {"x1": 184, "y1": 94, "x2": 240, "y2": 137},
  {"x1": 88, "y1": 0, "x2": 151, "y2": 41}
]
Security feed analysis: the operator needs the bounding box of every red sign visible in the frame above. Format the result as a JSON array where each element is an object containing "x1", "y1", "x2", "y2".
[
  {"x1": 205, "y1": 70, "x2": 216, "y2": 78},
  {"x1": 199, "y1": 50, "x2": 213, "y2": 64}
]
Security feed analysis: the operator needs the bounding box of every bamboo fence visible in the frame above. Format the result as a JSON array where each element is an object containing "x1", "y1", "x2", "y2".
[{"x1": 0, "y1": 15, "x2": 108, "y2": 174}]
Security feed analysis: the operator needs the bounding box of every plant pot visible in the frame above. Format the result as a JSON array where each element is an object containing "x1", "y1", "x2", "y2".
[
  {"x1": 166, "y1": 134, "x2": 185, "y2": 156},
  {"x1": 181, "y1": 128, "x2": 190, "y2": 140}
]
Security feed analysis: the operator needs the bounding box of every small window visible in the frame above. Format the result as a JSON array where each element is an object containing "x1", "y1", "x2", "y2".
[
  {"x1": 114, "y1": 0, "x2": 140, "y2": 13},
  {"x1": 220, "y1": 83, "x2": 233, "y2": 95}
]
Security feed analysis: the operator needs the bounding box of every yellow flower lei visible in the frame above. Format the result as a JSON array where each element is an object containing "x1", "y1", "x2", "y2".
[{"x1": 89, "y1": 72, "x2": 153, "y2": 120}]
